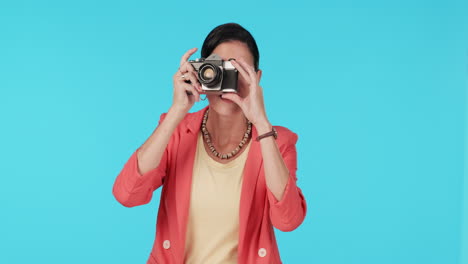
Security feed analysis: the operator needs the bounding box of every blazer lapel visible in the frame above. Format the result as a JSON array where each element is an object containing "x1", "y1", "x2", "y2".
[
  {"x1": 174, "y1": 106, "x2": 208, "y2": 255},
  {"x1": 238, "y1": 126, "x2": 262, "y2": 252}
]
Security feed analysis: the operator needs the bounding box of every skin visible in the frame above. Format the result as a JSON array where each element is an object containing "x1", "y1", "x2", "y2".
[{"x1": 136, "y1": 41, "x2": 290, "y2": 201}]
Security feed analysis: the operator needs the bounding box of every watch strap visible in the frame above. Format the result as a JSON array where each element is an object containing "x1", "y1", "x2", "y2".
[{"x1": 256, "y1": 127, "x2": 277, "y2": 141}]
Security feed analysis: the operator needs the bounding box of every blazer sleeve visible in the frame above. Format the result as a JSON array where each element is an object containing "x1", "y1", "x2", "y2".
[
  {"x1": 266, "y1": 131, "x2": 307, "y2": 232},
  {"x1": 112, "y1": 113, "x2": 170, "y2": 207}
]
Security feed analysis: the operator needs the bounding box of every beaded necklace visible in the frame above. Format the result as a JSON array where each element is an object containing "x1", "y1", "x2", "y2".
[{"x1": 201, "y1": 109, "x2": 252, "y2": 160}]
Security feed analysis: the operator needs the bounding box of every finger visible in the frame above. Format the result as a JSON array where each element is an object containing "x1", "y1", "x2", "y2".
[
  {"x1": 178, "y1": 71, "x2": 201, "y2": 91},
  {"x1": 180, "y1": 48, "x2": 198, "y2": 67},
  {"x1": 179, "y1": 61, "x2": 196, "y2": 74},
  {"x1": 221, "y1": 93, "x2": 243, "y2": 106},
  {"x1": 237, "y1": 58, "x2": 257, "y2": 85},
  {"x1": 231, "y1": 60, "x2": 251, "y2": 85},
  {"x1": 181, "y1": 83, "x2": 200, "y2": 102},
  {"x1": 186, "y1": 71, "x2": 201, "y2": 91},
  {"x1": 185, "y1": 69, "x2": 202, "y2": 92}
]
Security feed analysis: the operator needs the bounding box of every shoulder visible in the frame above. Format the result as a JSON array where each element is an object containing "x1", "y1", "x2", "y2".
[
  {"x1": 274, "y1": 125, "x2": 298, "y2": 143},
  {"x1": 157, "y1": 110, "x2": 199, "y2": 124},
  {"x1": 272, "y1": 125, "x2": 299, "y2": 151},
  {"x1": 157, "y1": 107, "x2": 207, "y2": 133}
]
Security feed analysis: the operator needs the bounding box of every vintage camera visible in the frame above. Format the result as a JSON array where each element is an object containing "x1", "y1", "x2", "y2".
[{"x1": 189, "y1": 54, "x2": 238, "y2": 93}]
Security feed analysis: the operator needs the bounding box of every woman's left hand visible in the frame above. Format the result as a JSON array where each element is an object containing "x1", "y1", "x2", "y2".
[{"x1": 221, "y1": 59, "x2": 271, "y2": 128}]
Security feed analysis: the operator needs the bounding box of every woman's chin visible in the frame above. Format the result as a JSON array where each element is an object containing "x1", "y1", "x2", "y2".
[
  {"x1": 208, "y1": 95, "x2": 241, "y2": 115},
  {"x1": 219, "y1": 95, "x2": 235, "y2": 104}
]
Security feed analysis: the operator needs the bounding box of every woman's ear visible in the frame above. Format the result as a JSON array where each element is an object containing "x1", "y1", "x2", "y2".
[{"x1": 256, "y1": 69, "x2": 263, "y2": 83}]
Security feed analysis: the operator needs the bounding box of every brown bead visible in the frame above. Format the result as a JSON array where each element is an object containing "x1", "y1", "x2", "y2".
[{"x1": 200, "y1": 110, "x2": 253, "y2": 160}]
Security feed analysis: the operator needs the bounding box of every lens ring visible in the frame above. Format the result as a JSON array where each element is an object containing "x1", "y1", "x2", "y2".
[{"x1": 198, "y1": 63, "x2": 222, "y2": 87}]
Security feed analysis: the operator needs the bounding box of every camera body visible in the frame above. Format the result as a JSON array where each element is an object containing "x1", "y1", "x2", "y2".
[{"x1": 189, "y1": 54, "x2": 238, "y2": 94}]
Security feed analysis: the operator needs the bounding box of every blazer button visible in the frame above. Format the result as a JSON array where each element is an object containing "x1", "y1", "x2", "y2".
[
  {"x1": 258, "y1": 248, "x2": 267, "y2": 258},
  {"x1": 163, "y1": 240, "x2": 171, "y2": 249}
]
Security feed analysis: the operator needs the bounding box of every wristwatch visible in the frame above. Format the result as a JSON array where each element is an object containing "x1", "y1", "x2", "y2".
[{"x1": 256, "y1": 127, "x2": 278, "y2": 141}]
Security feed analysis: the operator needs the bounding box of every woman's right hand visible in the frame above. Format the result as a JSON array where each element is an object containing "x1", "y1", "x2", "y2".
[{"x1": 171, "y1": 47, "x2": 203, "y2": 115}]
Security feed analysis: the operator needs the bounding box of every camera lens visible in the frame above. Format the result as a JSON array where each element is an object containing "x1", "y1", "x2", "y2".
[
  {"x1": 202, "y1": 68, "x2": 215, "y2": 79},
  {"x1": 198, "y1": 63, "x2": 222, "y2": 87}
]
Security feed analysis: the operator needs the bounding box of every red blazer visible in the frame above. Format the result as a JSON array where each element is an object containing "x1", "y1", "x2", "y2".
[{"x1": 112, "y1": 106, "x2": 307, "y2": 264}]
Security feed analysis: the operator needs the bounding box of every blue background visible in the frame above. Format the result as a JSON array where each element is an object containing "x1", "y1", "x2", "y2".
[{"x1": 1, "y1": 0, "x2": 467, "y2": 263}]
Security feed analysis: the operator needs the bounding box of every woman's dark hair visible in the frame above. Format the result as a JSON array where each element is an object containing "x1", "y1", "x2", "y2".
[{"x1": 201, "y1": 23, "x2": 260, "y2": 71}]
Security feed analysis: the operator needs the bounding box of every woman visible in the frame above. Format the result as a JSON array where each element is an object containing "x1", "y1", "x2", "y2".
[{"x1": 112, "y1": 23, "x2": 307, "y2": 264}]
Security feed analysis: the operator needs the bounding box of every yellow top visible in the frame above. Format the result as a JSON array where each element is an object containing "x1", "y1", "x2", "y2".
[{"x1": 184, "y1": 131, "x2": 252, "y2": 264}]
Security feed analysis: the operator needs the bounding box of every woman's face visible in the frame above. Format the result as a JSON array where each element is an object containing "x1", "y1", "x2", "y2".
[{"x1": 206, "y1": 40, "x2": 261, "y2": 116}]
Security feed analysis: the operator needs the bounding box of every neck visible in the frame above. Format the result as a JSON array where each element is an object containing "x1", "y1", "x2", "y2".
[{"x1": 206, "y1": 107, "x2": 248, "y2": 148}]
